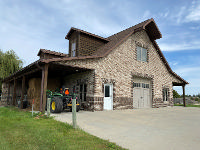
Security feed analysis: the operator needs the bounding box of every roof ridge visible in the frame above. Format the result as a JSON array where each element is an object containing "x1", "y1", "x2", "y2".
[{"x1": 107, "y1": 18, "x2": 153, "y2": 39}]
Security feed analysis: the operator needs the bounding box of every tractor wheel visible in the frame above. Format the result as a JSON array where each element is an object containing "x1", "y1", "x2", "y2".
[{"x1": 50, "y1": 97, "x2": 63, "y2": 113}]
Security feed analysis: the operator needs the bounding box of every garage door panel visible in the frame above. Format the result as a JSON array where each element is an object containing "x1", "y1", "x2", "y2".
[
  {"x1": 143, "y1": 89, "x2": 150, "y2": 108},
  {"x1": 133, "y1": 78, "x2": 151, "y2": 109},
  {"x1": 133, "y1": 88, "x2": 140, "y2": 108}
]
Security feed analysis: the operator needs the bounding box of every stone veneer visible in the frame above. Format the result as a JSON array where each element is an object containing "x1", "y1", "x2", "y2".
[{"x1": 62, "y1": 30, "x2": 183, "y2": 110}]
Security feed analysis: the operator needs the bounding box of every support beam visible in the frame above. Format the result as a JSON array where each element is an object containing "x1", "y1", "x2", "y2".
[
  {"x1": 20, "y1": 76, "x2": 26, "y2": 109},
  {"x1": 7, "y1": 82, "x2": 10, "y2": 105},
  {"x1": 13, "y1": 79, "x2": 17, "y2": 106},
  {"x1": 182, "y1": 85, "x2": 186, "y2": 107},
  {"x1": 40, "y1": 63, "x2": 49, "y2": 113},
  {"x1": 40, "y1": 68, "x2": 45, "y2": 112}
]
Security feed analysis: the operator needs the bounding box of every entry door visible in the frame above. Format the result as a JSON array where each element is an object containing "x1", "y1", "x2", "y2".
[{"x1": 104, "y1": 84, "x2": 113, "y2": 110}]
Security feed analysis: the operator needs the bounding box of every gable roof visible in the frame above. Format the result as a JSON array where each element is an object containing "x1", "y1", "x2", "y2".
[
  {"x1": 94, "y1": 18, "x2": 162, "y2": 56},
  {"x1": 37, "y1": 49, "x2": 68, "y2": 57},
  {"x1": 43, "y1": 18, "x2": 161, "y2": 62},
  {"x1": 40, "y1": 18, "x2": 187, "y2": 84}
]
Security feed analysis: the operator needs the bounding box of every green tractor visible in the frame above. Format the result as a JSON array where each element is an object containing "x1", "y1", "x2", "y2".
[{"x1": 47, "y1": 88, "x2": 80, "y2": 113}]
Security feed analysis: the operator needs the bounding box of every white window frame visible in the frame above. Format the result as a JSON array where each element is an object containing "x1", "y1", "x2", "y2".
[
  {"x1": 137, "y1": 46, "x2": 147, "y2": 62},
  {"x1": 71, "y1": 42, "x2": 76, "y2": 57}
]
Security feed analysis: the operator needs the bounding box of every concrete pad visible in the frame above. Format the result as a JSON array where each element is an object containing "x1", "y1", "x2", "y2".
[{"x1": 51, "y1": 107, "x2": 200, "y2": 150}]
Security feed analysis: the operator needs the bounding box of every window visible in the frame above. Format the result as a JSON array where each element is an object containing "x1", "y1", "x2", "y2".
[
  {"x1": 163, "y1": 88, "x2": 169, "y2": 101},
  {"x1": 133, "y1": 83, "x2": 141, "y2": 88},
  {"x1": 133, "y1": 83, "x2": 149, "y2": 88},
  {"x1": 71, "y1": 42, "x2": 76, "y2": 57},
  {"x1": 105, "y1": 85, "x2": 110, "y2": 97},
  {"x1": 137, "y1": 46, "x2": 147, "y2": 62}
]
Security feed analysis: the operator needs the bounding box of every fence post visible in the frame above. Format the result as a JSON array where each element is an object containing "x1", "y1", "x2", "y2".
[
  {"x1": 72, "y1": 99, "x2": 77, "y2": 129},
  {"x1": 47, "y1": 98, "x2": 51, "y2": 117},
  {"x1": 32, "y1": 99, "x2": 34, "y2": 117}
]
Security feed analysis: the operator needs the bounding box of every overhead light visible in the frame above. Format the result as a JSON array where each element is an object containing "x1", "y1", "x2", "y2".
[{"x1": 76, "y1": 70, "x2": 79, "y2": 72}]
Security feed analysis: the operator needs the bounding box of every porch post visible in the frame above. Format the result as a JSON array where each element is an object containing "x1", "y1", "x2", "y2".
[
  {"x1": 20, "y1": 76, "x2": 26, "y2": 109},
  {"x1": 13, "y1": 78, "x2": 17, "y2": 106},
  {"x1": 40, "y1": 67, "x2": 45, "y2": 112},
  {"x1": 182, "y1": 84, "x2": 186, "y2": 107},
  {"x1": 7, "y1": 82, "x2": 10, "y2": 105},
  {"x1": 40, "y1": 63, "x2": 49, "y2": 113}
]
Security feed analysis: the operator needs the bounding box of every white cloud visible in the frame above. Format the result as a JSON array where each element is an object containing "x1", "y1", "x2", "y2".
[
  {"x1": 173, "y1": 66, "x2": 200, "y2": 95},
  {"x1": 174, "y1": 67, "x2": 200, "y2": 76},
  {"x1": 176, "y1": 6, "x2": 187, "y2": 24},
  {"x1": 185, "y1": 1, "x2": 200, "y2": 22},
  {"x1": 38, "y1": 0, "x2": 126, "y2": 37},
  {"x1": 159, "y1": 41, "x2": 200, "y2": 51},
  {"x1": 143, "y1": 10, "x2": 151, "y2": 19},
  {"x1": 162, "y1": 0, "x2": 200, "y2": 24}
]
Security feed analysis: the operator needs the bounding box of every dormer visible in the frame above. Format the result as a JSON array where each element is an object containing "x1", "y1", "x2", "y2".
[
  {"x1": 65, "y1": 27, "x2": 109, "y2": 57},
  {"x1": 37, "y1": 49, "x2": 68, "y2": 59}
]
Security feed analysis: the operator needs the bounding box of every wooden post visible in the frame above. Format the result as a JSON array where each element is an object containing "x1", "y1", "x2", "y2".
[
  {"x1": 72, "y1": 99, "x2": 77, "y2": 129},
  {"x1": 40, "y1": 68, "x2": 45, "y2": 112},
  {"x1": 42, "y1": 64, "x2": 49, "y2": 113},
  {"x1": 7, "y1": 82, "x2": 10, "y2": 105},
  {"x1": 13, "y1": 79, "x2": 17, "y2": 106},
  {"x1": 47, "y1": 98, "x2": 51, "y2": 117},
  {"x1": 20, "y1": 76, "x2": 26, "y2": 109},
  {"x1": 182, "y1": 85, "x2": 186, "y2": 107},
  {"x1": 32, "y1": 99, "x2": 34, "y2": 117}
]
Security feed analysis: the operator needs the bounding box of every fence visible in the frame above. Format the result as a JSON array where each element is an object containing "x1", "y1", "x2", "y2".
[
  {"x1": 0, "y1": 94, "x2": 29, "y2": 108},
  {"x1": 174, "y1": 98, "x2": 199, "y2": 105}
]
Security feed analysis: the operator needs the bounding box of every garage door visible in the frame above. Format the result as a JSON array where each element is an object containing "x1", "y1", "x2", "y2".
[{"x1": 133, "y1": 78, "x2": 151, "y2": 108}]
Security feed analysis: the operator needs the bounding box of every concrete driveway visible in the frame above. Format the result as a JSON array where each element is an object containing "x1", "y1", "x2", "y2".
[{"x1": 52, "y1": 107, "x2": 200, "y2": 150}]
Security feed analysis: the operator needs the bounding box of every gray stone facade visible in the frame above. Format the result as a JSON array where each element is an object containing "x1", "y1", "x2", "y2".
[{"x1": 61, "y1": 30, "x2": 183, "y2": 110}]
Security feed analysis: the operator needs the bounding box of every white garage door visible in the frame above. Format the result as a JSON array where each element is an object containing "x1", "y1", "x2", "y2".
[{"x1": 133, "y1": 78, "x2": 151, "y2": 108}]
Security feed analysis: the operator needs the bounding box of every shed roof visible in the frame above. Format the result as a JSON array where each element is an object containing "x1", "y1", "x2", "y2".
[
  {"x1": 37, "y1": 49, "x2": 68, "y2": 57},
  {"x1": 2, "y1": 60, "x2": 92, "y2": 82}
]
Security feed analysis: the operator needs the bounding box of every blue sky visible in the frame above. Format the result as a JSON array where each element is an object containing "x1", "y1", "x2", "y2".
[{"x1": 0, "y1": 0, "x2": 200, "y2": 95}]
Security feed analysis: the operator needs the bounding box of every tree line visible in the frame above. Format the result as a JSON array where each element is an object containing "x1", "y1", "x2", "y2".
[
  {"x1": 173, "y1": 90, "x2": 200, "y2": 98},
  {"x1": 0, "y1": 49, "x2": 23, "y2": 93}
]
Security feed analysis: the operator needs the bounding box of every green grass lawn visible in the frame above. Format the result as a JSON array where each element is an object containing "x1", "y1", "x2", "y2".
[
  {"x1": 0, "y1": 107, "x2": 126, "y2": 150},
  {"x1": 174, "y1": 104, "x2": 200, "y2": 107}
]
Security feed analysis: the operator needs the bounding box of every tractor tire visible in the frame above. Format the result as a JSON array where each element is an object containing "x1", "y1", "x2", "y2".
[{"x1": 50, "y1": 97, "x2": 63, "y2": 113}]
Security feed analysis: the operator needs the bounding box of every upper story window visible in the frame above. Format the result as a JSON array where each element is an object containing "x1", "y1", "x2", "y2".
[
  {"x1": 71, "y1": 42, "x2": 76, "y2": 57},
  {"x1": 137, "y1": 46, "x2": 147, "y2": 62}
]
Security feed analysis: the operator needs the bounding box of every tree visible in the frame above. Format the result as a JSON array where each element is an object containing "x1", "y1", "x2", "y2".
[
  {"x1": 0, "y1": 49, "x2": 23, "y2": 93},
  {"x1": 173, "y1": 90, "x2": 181, "y2": 98}
]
